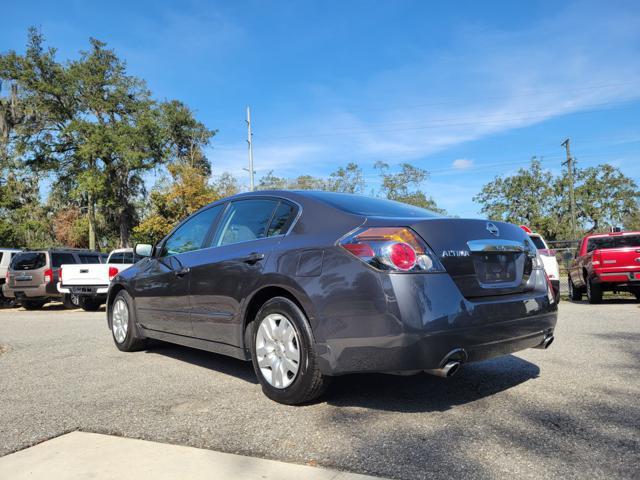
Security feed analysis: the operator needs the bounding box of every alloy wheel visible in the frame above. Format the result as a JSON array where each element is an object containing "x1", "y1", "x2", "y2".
[
  {"x1": 112, "y1": 298, "x2": 129, "y2": 344},
  {"x1": 255, "y1": 313, "x2": 300, "y2": 389}
]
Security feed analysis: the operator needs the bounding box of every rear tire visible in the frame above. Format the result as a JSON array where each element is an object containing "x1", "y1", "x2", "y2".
[
  {"x1": 109, "y1": 290, "x2": 146, "y2": 352},
  {"x1": 249, "y1": 297, "x2": 330, "y2": 405},
  {"x1": 631, "y1": 287, "x2": 640, "y2": 301},
  {"x1": 568, "y1": 276, "x2": 582, "y2": 301},
  {"x1": 63, "y1": 293, "x2": 80, "y2": 309},
  {"x1": 21, "y1": 300, "x2": 46, "y2": 310},
  {"x1": 586, "y1": 278, "x2": 603, "y2": 304},
  {"x1": 80, "y1": 297, "x2": 102, "y2": 312}
]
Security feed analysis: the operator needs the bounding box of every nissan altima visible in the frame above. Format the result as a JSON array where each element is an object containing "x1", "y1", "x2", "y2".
[{"x1": 107, "y1": 191, "x2": 557, "y2": 404}]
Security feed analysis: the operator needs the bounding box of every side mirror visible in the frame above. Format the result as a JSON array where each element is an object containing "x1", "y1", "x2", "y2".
[{"x1": 134, "y1": 243, "x2": 154, "y2": 258}]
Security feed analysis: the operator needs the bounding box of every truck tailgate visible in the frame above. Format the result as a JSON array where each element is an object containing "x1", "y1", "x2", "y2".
[{"x1": 60, "y1": 264, "x2": 109, "y2": 286}]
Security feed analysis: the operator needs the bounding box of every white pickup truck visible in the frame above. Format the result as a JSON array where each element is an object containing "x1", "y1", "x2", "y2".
[{"x1": 57, "y1": 248, "x2": 140, "y2": 311}]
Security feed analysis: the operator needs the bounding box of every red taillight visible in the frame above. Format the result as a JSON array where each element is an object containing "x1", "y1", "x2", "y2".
[
  {"x1": 339, "y1": 227, "x2": 444, "y2": 273},
  {"x1": 108, "y1": 266, "x2": 119, "y2": 280},
  {"x1": 539, "y1": 249, "x2": 556, "y2": 257},
  {"x1": 592, "y1": 251, "x2": 602, "y2": 266},
  {"x1": 44, "y1": 268, "x2": 53, "y2": 284},
  {"x1": 387, "y1": 242, "x2": 417, "y2": 271}
]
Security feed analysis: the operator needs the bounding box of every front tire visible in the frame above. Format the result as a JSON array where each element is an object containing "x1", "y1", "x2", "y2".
[
  {"x1": 586, "y1": 277, "x2": 603, "y2": 304},
  {"x1": 249, "y1": 297, "x2": 329, "y2": 405},
  {"x1": 109, "y1": 290, "x2": 146, "y2": 352}
]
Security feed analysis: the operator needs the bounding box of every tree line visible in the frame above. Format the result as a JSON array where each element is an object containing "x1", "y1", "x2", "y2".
[{"x1": 474, "y1": 158, "x2": 639, "y2": 240}]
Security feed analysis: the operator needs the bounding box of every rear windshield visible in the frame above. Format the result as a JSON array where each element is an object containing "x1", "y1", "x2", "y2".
[
  {"x1": 79, "y1": 254, "x2": 101, "y2": 264},
  {"x1": 51, "y1": 253, "x2": 77, "y2": 268},
  {"x1": 587, "y1": 235, "x2": 640, "y2": 252},
  {"x1": 529, "y1": 235, "x2": 547, "y2": 249},
  {"x1": 11, "y1": 252, "x2": 46, "y2": 270},
  {"x1": 305, "y1": 192, "x2": 441, "y2": 218}
]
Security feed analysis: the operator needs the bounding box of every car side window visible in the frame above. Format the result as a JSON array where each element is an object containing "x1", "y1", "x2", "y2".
[
  {"x1": 213, "y1": 199, "x2": 278, "y2": 247},
  {"x1": 162, "y1": 205, "x2": 223, "y2": 257},
  {"x1": 267, "y1": 202, "x2": 296, "y2": 237}
]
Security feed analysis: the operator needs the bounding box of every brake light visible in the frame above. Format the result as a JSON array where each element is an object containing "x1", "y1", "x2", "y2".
[
  {"x1": 339, "y1": 227, "x2": 444, "y2": 273},
  {"x1": 538, "y1": 249, "x2": 556, "y2": 256},
  {"x1": 108, "y1": 266, "x2": 119, "y2": 280},
  {"x1": 520, "y1": 225, "x2": 533, "y2": 234},
  {"x1": 44, "y1": 268, "x2": 53, "y2": 284},
  {"x1": 592, "y1": 251, "x2": 602, "y2": 266}
]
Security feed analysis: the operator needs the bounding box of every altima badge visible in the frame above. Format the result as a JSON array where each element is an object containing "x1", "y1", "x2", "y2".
[
  {"x1": 486, "y1": 222, "x2": 500, "y2": 237},
  {"x1": 441, "y1": 250, "x2": 471, "y2": 257}
]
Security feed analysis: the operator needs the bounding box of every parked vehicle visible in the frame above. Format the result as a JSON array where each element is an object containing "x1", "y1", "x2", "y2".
[
  {"x1": 520, "y1": 226, "x2": 560, "y2": 300},
  {"x1": 58, "y1": 248, "x2": 139, "y2": 311},
  {"x1": 107, "y1": 191, "x2": 557, "y2": 404},
  {"x1": 3, "y1": 249, "x2": 102, "y2": 310},
  {"x1": 0, "y1": 248, "x2": 22, "y2": 304},
  {"x1": 568, "y1": 231, "x2": 640, "y2": 303}
]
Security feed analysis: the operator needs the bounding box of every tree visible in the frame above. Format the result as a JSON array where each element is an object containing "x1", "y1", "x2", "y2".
[
  {"x1": 327, "y1": 162, "x2": 365, "y2": 193},
  {"x1": 0, "y1": 29, "x2": 214, "y2": 248},
  {"x1": 374, "y1": 161, "x2": 445, "y2": 213},
  {"x1": 474, "y1": 159, "x2": 640, "y2": 239},
  {"x1": 574, "y1": 164, "x2": 639, "y2": 232},
  {"x1": 473, "y1": 159, "x2": 557, "y2": 235},
  {"x1": 257, "y1": 170, "x2": 288, "y2": 190}
]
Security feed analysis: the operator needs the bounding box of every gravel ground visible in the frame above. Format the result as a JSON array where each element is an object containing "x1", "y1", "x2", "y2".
[{"x1": 1, "y1": 300, "x2": 639, "y2": 479}]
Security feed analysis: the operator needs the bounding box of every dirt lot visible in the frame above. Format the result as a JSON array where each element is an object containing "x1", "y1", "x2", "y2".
[{"x1": 0, "y1": 300, "x2": 638, "y2": 479}]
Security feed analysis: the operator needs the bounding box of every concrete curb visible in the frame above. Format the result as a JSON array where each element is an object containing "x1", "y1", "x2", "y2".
[{"x1": 0, "y1": 431, "x2": 386, "y2": 480}]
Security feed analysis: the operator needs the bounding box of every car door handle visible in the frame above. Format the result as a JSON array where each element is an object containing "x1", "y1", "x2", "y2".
[
  {"x1": 174, "y1": 267, "x2": 190, "y2": 277},
  {"x1": 240, "y1": 253, "x2": 265, "y2": 264}
]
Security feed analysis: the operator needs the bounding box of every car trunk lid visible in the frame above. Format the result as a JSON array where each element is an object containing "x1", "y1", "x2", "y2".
[
  {"x1": 8, "y1": 252, "x2": 47, "y2": 288},
  {"x1": 409, "y1": 218, "x2": 538, "y2": 298}
]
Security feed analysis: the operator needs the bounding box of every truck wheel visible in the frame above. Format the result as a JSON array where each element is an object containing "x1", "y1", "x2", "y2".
[
  {"x1": 80, "y1": 298, "x2": 102, "y2": 312},
  {"x1": 631, "y1": 288, "x2": 640, "y2": 301},
  {"x1": 63, "y1": 293, "x2": 80, "y2": 309},
  {"x1": 568, "y1": 277, "x2": 582, "y2": 301},
  {"x1": 586, "y1": 278, "x2": 603, "y2": 304},
  {"x1": 22, "y1": 300, "x2": 46, "y2": 310}
]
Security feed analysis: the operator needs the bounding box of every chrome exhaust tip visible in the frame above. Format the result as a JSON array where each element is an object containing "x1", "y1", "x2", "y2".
[
  {"x1": 424, "y1": 361, "x2": 461, "y2": 378},
  {"x1": 535, "y1": 335, "x2": 554, "y2": 349}
]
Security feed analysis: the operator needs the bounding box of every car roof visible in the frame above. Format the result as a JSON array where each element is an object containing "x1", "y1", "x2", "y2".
[
  {"x1": 0, "y1": 248, "x2": 22, "y2": 252},
  {"x1": 585, "y1": 231, "x2": 640, "y2": 239},
  {"x1": 109, "y1": 248, "x2": 134, "y2": 254}
]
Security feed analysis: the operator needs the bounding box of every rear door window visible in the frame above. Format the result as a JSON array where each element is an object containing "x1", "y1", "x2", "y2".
[
  {"x1": 267, "y1": 202, "x2": 296, "y2": 237},
  {"x1": 11, "y1": 253, "x2": 46, "y2": 270},
  {"x1": 213, "y1": 200, "x2": 278, "y2": 247},
  {"x1": 52, "y1": 253, "x2": 77, "y2": 268}
]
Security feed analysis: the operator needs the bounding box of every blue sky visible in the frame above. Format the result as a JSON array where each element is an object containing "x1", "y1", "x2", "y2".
[{"x1": 2, "y1": 0, "x2": 639, "y2": 217}]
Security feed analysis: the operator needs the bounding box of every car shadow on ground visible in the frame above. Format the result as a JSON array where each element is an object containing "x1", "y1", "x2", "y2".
[
  {"x1": 145, "y1": 342, "x2": 259, "y2": 384},
  {"x1": 145, "y1": 341, "x2": 539, "y2": 410},
  {"x1": 566, "y1": 297, "x2": 639, "y2": 306},
  {"x1": 325, "y1": 354, "x2": 540, "y2": 412}
]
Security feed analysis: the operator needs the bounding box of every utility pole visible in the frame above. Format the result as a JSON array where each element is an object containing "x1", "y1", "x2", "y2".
[
  {"x1": 245, "y1": 106, "x2": 255, "y2": 191},
  {"x1": 561, "y1": 138, "x2": 577, "y2": 239}
]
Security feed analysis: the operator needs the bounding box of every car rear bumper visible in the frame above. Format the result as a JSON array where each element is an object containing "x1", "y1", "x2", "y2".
[
  {"x1": 2, "y1": 283, "x2": 58, "y2": 299},
  {"x1": 594, "y1": 270, "x2": 640, "y2": 284},
  {"x1": 312, "y1": 270, "x2": 557, "y2": 375},
  {"x1": 57, "y1": 282, "x2": 109, "y2": 296}
]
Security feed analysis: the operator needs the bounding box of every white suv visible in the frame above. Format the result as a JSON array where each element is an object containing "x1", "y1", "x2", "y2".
[{"x1": 520, "y1": 227, "x2": 560, "y2": 299}]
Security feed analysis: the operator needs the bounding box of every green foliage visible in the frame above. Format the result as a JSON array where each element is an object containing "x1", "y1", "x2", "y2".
[
  {"x1": 474, "y1": 159, "x2": 640, "y2": 239},
  {"x1": 0, "y1": 28, "x2": 215, "y2": 249},
  {"x1": 374, "y1": 161, "x2": 445, "y2": 213}
]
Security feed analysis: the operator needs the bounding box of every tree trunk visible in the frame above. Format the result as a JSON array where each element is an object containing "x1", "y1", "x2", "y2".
[
  {"x1": 119, "y1": 211, "x2": 130, "y2": 248},
  {"x1": 88, "y1": 193, "x2": 96, "y2": 250}
]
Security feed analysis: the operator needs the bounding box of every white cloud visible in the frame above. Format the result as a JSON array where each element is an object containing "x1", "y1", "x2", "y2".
[{"x1": 452, "y1": 159, "x2": 474, "y2": 170}]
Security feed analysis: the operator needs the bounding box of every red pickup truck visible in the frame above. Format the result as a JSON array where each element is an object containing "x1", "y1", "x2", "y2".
[{"x1": 568, "y1": 231, "x2": 640, "y2": 303}]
